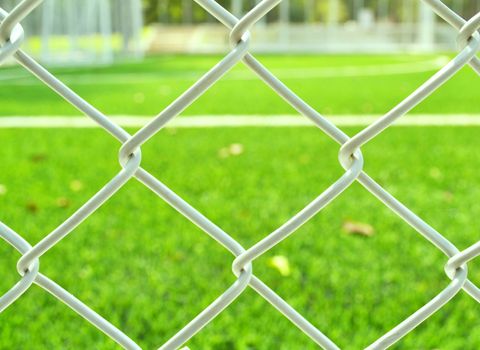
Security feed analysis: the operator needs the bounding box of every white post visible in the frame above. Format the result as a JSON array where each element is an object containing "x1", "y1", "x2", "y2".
[
  {"x1": 99, "y1": 0, "x2": 113, "y2": 62},
  {"x1": 41, "y1": 0, "x2": 54, "y2": 62},
  {"x1": 66, "y1": 0, "x2": 79, "y2": 55},
  {"x1": 279, "y1": 0, "x2": 289, "y2": 25},
  {"x1": 279, "y1": 0, "x2": 289, "y2": 45},
  {"x1": 418, "y1": 1, "x2": 435, "y2": 51},
  {"x1": 130, "y1": 0, "x2": 144, "y2": 58},
  {"x1": 85, "y1": 0, "x2": 96, "y2": 34},
  {"x1": 232, "y1": 0, "x2": 242, "y2": 18},
  {"x1": 85, "y1": 0, "x2": 97, "y2": 62}
]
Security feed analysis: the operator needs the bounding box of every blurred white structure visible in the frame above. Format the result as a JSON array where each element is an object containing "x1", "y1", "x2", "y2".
[
  {"x1": 152, "y1": 0, "x2": 480, "y2": 53},
  {"x1": 1, "y1": 0, "x2": 144, "y2": 65}
]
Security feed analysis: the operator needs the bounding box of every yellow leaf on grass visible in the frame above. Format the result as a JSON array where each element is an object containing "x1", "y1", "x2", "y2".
[
  {"x1": 342, "y1": 220, "x2": 375, "y2": 237},
  {"x1": 70, "y1": 180, "x2": 84, "y2": 192},
  {"x1": 268, "y1": 255, "x2": 291, "y2": 276},
  {"x1": 218, "y1": 143, "x2": 244, "y2": 158}
]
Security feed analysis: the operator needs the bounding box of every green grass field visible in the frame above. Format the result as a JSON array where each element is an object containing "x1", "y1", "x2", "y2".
[
  {"x1": 0, "y1": 54, "x2": 478, "y2": 116},
  {"x1": 1, "y1": 54, "x2": 480, "y2": 349}
]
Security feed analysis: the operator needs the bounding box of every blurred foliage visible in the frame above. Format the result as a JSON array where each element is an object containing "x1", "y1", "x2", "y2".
[{"x1": 142, "y1": 0, "x2": 480, "y2": 24}]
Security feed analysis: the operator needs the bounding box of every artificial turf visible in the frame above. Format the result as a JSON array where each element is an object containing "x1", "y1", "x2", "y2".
[
  {"x1": 1, "y1": 53, "x2": 480, "y2": 349},
  {"x1": 1, "y1": 126, "x2": 480, "y2": 349},
  {"x1": 0, "y1": 54, "x2": 478, "y2": 116}
]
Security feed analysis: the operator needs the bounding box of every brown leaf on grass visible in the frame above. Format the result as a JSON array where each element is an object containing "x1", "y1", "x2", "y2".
[
  {"x1": 56, "y1": 197, "x2": 70, "y2": 209},
  {"x1": 342, "y1": 220, "x2": 374, "y2": 237},
  {"x1": 30, "y1": 153, "x2": 48, "y2": 163},
  {"x1": 26, "y1": 201, "x2": 39, "y2": 214}
]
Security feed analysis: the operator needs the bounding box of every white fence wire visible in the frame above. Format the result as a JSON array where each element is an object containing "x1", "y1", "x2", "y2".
[{"x1": 0, "y1": 0, "x2": 479, "y2": 349}]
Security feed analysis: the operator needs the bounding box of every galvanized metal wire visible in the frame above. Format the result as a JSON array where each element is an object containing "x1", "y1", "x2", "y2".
[{"x1": 1, "y1": 1, "x2": 479, "y2": 349}]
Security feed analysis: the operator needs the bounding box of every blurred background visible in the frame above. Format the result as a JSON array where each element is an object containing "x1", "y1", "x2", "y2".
[{"x1": 1, "y1": 0, "x2": 480, "y2": 65}]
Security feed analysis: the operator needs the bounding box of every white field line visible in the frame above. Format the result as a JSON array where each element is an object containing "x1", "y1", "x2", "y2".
[{"x1": 1, "y1": 115, "x2": 480, "y2": 128}]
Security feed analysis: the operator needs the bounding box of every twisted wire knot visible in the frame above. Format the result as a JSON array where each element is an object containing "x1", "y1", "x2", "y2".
[
  {"x1": 338, "y1": 135, "x2": 365, "y2": 173},
  {"x1": 445, "y1": 241, "x2": 480, "y2": 280},
  {"x1": 338, "y1": 144, "x2": 363, "y2": 172},
  {"x1": 457, "y1": 12, "x2": 480, "y2": 50},
  {"x1": 228, "y1": 11, "x2": 251, "y2": 48},
  {"x1": 444, "y1": 259, "x2": 468, "y2": 281},
  {"x1": 0, "y1": 8, "x2": 25, "y2": 64},
  {"x1": 16, "y1": 146, "x2": 142, "y2": 276},
  {"x1": 117, "y1": 0, "x2": 280, "y2": 164},
  {"x1": 0, "y1": 223, "x2": 40, "y2": 313},
  {"x1": 232, "y1": 251, "x2": 252, "y2": 277},
  {"x1": 118, "y1": 144, "x2": 142, "y2": 170}
]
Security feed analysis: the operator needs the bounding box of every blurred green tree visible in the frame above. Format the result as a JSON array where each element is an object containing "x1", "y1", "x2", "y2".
[{"x1": 143, "y1": 0, "x2": 479, "y2": 24}]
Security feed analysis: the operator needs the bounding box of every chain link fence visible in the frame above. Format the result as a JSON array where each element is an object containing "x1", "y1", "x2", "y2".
[{"x1": 1, "y1": 0, "x2": 480, "y2": 349}]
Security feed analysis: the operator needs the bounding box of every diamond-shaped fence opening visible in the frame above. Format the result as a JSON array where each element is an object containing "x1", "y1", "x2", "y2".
[{"x1": 0, "y1": 0, "x2": 480, "y2": 349}]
